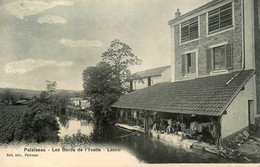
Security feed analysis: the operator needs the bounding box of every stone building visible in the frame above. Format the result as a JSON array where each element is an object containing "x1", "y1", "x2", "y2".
[
  {"x1": 168, "y1": 0, "x2": 260, "y2": 133},
  {"x1": 113, "y1": 0, "x2": 260, "y2": 143}
]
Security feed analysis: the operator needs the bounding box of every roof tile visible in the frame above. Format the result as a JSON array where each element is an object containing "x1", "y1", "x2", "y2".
[{"x1": 113, "y1": 70, "x2": 255, "y2": 116}]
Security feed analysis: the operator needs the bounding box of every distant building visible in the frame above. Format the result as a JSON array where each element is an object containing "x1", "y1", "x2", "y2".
[
  {"x1": 130, "y1": 65, "x2": 171, "y2": 91},
  {"x1": 14, "y1": 100, "x2": 29, "y2": 105},
  {"x1": 69, "y1": 97, "x2": 90, "y2": 110}
]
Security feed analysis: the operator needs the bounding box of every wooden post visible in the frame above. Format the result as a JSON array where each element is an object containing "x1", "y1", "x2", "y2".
[
  {"x1": 125, "y1": 110, "x2": 128, "y2": 121},
  {"x1": 144, "y1": 111, "x2": 149, "y2": 134},
  {"x1": 218, "y1": 116, "x2": 222, "y2": 148},
  {"x1": 136, "y1": 111, "x2": 139, "y2": 126},
  {"x1": 115, "y1": 108, "x2": 118, "y2": 120}
]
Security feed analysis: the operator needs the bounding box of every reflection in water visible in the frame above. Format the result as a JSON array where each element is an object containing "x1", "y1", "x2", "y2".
[
  {"x1": 59, "y1": 115, "x2": 69, "y2": 128},
  {"x1": 106, "y1": 127, "x2": 234, "y2": 163},
  {"x1": 57, "y1": 116, "x2": 234, "y2": 163},
  {"x1": 58, "y1": 116, "x2": 93, "y2": 137}
]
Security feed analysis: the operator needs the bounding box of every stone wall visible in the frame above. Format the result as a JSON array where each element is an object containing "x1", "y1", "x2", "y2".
[{"x1": 173, "y1": 0, "x2": 243, "y2": 81}]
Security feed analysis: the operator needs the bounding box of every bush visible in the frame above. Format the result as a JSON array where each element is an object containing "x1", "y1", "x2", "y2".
[
  {"x1": 18, "y1": 102, "x2": 60, "y2": 143},
  {"x1": 60, "y1": 130, "x2": 92, "y2": 146},
  {"x1": 32, "y1": 111, "x2": 60, "y2": 142}
]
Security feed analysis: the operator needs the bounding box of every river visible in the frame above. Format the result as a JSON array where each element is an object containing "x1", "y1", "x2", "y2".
[{"x1": 57, "y1": 115, "x2": 235, "y2": 163}]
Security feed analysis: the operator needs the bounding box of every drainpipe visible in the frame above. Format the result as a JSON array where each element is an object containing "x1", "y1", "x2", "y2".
[{"x1": 241, "y1": 0, "x2": 245, "y2": 70}]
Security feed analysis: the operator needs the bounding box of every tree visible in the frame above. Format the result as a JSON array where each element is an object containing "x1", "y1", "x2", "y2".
[
  {"x1": 48, "y1": 91, "x2": 70, "y2": 114},
  {"x1": 46, "y1": 80, "x2": 57, "y2": 95},
  {"x1": 17, "y1": 102, "x2": 60, "y2": 142},
  {"x1": 102, "y1": 39, "x2": 142, "y2": 93},
  {"x1": 83, "y1": 40, "x2": 142, "y2": 140},
  {"x1": 2, "y1": 89, "x2": 19, "y2": 105},
  {"x1": 83, "y1": 62, "x2": 121, "y2": 116},
  {"x1": 40, "y1": 91, "x2": 49, "y2": 99},
  {"x1": 83, "y1": 62, "x2": 122, "y2": 140}
]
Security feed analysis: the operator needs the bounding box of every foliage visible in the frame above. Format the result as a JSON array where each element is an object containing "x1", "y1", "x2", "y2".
[
  {"x1": 40, "y1": 91, "x2": 49, "y2": 100},
  {"x1": 46, "y1": 80, "x2": 57, "y2": 95},
  {"x1": 60, "y1": 130, "x2": 92, "y2": 146},
  {"x1": 0, "y1": 104, "x2": 60, "y2": 143},
  {"x1": 48, "y1": 91, "x2": 70, "y2": 114},
  {"x1": 1, "y1": 89, "x2": 21, "y2": 105},
  {"x1": 102, "y1": 39, "x2": 142, "y2": 93},
  {"x1": 82, "y1": 40, "x2": 142, "y2": 139},
  {"x1": 22, "y1": 102, "x2": 60, "y2": 143},
  {"x1": 83, "y1": 62, "x2": 121, "y2": 117}
]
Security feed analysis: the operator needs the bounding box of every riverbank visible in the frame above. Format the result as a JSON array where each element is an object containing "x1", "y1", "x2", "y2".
[
  {"x1": 115, "y1": 123, "x2": 260, "y2": 163},
  {"x1": 223, "y1": 130, "x2": 260, "y2": 163}
]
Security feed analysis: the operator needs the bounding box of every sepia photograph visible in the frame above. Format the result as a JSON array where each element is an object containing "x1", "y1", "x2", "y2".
[{"x1": 0, "y1": 0, "x2": 259, "y2": 166}]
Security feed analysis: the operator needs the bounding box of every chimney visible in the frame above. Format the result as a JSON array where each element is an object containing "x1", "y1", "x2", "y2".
[{"x1": 175, "y1": 8, "x2": 181, "y2": 18}]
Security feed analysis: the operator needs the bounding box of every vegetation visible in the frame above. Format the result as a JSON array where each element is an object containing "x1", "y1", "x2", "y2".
[
  {"x1": 60, "y1": 130, "x2": 92, "y2": 146},
  {"x1": 0, "y1": 81, "x2": 87, "y2": 144},
  {"x1": 0, "y1": 104, "x2": 59, "y2": 143},
  {"x1": 83, "y1": 62, "x2": 121, "y2": 118},
  {"x1": 0, "y1": 88, "x2": 27, "y2": 105},
  {"x1": 46, "y1": 80, "x2": 57, "y2": 95},
  {"x1": 0, "y1": 106, "x2": 26, "y2": 143},
  {"x1": 82, "y1": 39, "x2": 141, "y2": 140},
  {"x1": 37, "y1": 81, "x2": 70, "y2": 115},
  {"x1": 102, "y1": 39, "x2": 142, "y2": 93},
  {"x1": 48, "y1": 91, "x2": 70, "y2": 115}
]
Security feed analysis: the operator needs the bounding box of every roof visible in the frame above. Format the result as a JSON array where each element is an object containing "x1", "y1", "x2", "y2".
[
  {"x1": 131, "y1": 65, "x2": 171, "y2": 79},
  {"x1": 113, "y1": 70, "x2": 255, "y2": 116},
  {"x1": 15, "y1": 100, "x2": 28, "y2": 103},
  {"x1": 70, "y1": 97, "x2": 83, "y2": 100},
  {"x1": 168, "y1": 0, "x2": 227, "y2": 25}
]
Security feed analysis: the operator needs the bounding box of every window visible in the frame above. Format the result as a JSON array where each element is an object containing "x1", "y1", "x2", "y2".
[
  {"x1": 213, "y1": 46, "x2": 226, "y2": 70},
  {"x1": 182, "y1": 52, "x2": 196, "y2": 75},
  {"x1": 208, "y1": 3, "x2": 233, "y2": 33},
  {"x1": 206, "y1": 44, "x2": 233, "y2": 73},
  {"x1": 181, "y1": 17, "x2": 199, "y2": 43}
]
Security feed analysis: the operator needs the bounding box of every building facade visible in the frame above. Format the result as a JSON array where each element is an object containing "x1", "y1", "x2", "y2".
[
  {"x1": 69, "y1": 97, "x2": 90, "y2": 110},
  {"x1": 113, "y1": 0, "x2": 259, "y2": 144},
  {"x1": 168, "y1": 0, "x2": 259, "y2": 138}
]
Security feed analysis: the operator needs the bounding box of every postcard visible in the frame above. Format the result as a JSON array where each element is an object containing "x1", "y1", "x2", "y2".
[{"x1": 0, "y1": 0, "x2": 259, "y2": 166}]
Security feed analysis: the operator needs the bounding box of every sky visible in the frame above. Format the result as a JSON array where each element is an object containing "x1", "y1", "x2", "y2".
[{"x1": 0, "y1": 0, "x2": 211, "y2": 90}]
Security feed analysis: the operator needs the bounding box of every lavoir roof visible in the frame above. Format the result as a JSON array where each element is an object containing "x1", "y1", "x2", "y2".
[{"x1": 113, "y1": 70, "x2": 255, "y2": 116}]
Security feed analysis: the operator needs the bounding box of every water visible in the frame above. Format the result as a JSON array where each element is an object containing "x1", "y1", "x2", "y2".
[
  {"x1": 57, "y1": 115, "x2": 235, "y2": 163},
  {"x1": 58, "y1": 116, "x2": 93, "y2": 137}
]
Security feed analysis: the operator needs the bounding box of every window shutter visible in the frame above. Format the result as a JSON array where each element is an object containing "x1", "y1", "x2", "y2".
[
  {"x1": 191, "y1": 52, "x2": 196, "y2": 73},
  {"x1": 225, "y1": 44, "x2": 233, "y2": 69},
  {"x1": 206, "y1": 49, "x2": 213, "y2": 73},
  {"x1": 182, "y1": 55, "x2": 186, "y2": 75}
]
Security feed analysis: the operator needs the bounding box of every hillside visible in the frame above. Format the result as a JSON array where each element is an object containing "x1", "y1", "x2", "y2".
[{"x1": 0, "y1": 88, "x2": 83, "y2": 98}]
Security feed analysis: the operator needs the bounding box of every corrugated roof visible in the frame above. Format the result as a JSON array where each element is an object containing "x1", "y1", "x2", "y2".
[
  {"x1": 113, "y1": 70, "x2": 255, "y2": 116},
  {"x1": 131, "y1": 65, "x2": 171, "y2": 79}
]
